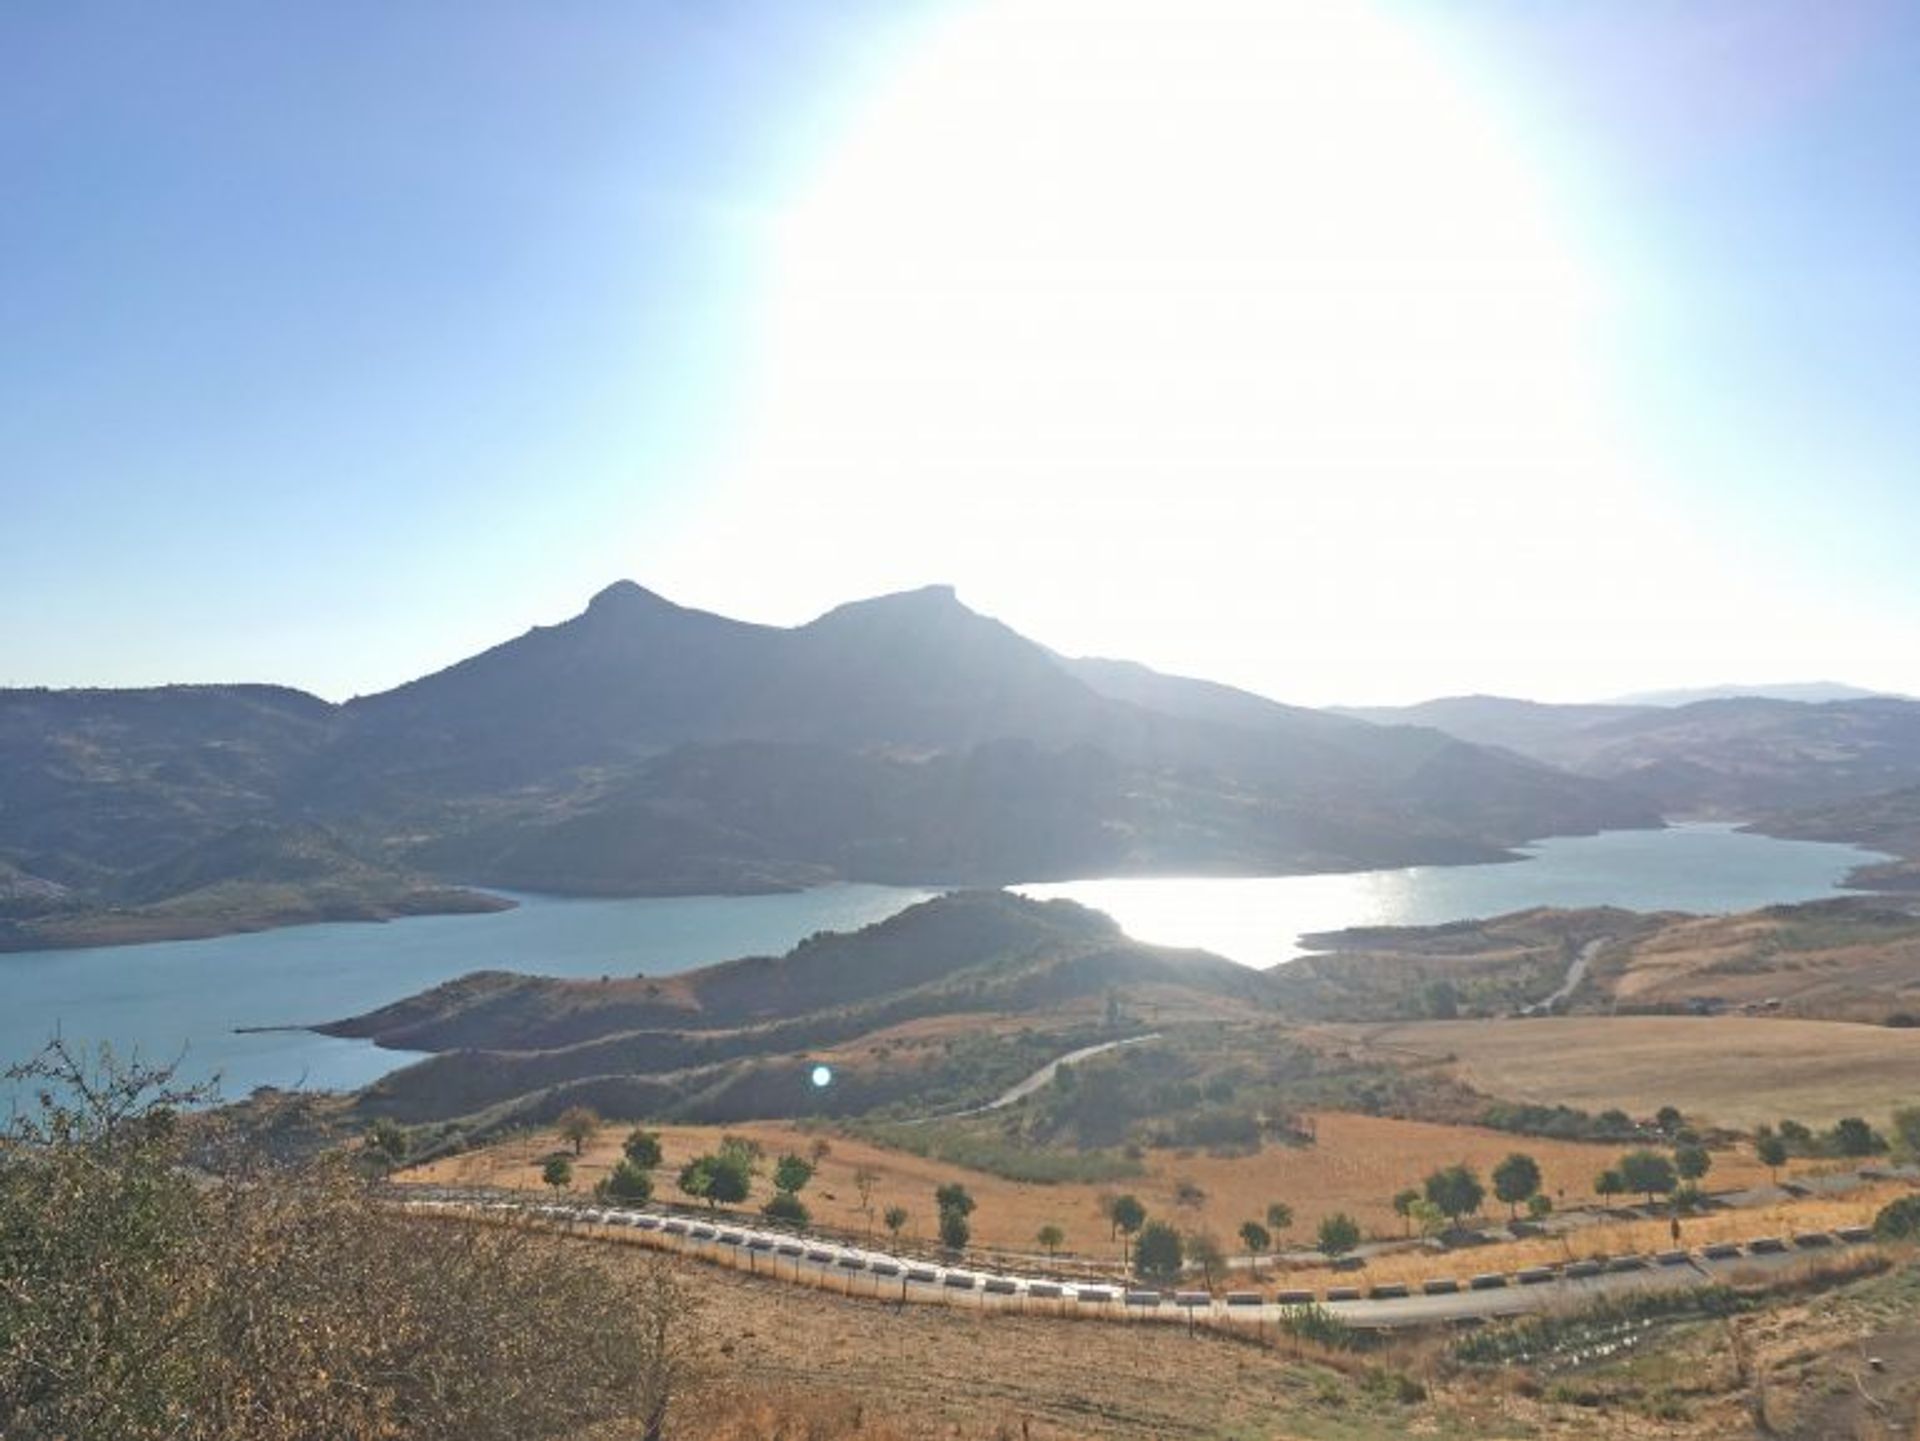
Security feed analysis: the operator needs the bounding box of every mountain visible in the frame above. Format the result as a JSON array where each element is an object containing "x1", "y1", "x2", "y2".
[
  {"x1": 1341, "y1": 693, "x2": 1920, "y2": 819},
  {"x1": 1610, "y1": 682, "x2": 1909, "y2": 707},
  {"x1": 0, "y1": 583, "x2": 1663, "y2": 947},
  {"x1": 1332, "y1": 695, "x2": 1650, "y2": 766}
]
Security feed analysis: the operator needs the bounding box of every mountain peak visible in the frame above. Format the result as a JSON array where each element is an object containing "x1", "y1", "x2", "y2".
[{"x1": 584, "y1": 579, "x2": 674, "y2": 615}]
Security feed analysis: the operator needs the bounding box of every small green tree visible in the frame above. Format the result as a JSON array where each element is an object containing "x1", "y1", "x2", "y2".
[
  {"x1": 1110, "y1": 1193, "x2": 1146, "y2": 1264},
  {"x1": 1134, "y1": 1220, "x2": 1184, "y2": 1282},
  {"x1": 603, "y1": 1158, "x2": 654, "y2": 1203},
  {"x1": 1037, "y1": 1224, "x2": 1065, "y2": 1259},
  {"x1": 1595, "y1": 1169, "x2": 1625, "y2": 1204},
  {"x1": 1239, "y1": 1220, "x2": 1271, "y2": 1276},
  {"x1": 1265, "y1": 1200, "x2": 1294, "y2": 1238},
  {"x1": 1391, "y1": 1188, "x2": 1420, "y2": 1237},
  {"x1": 938, "y1": 1206, "x2": 970, "y2": 1252},
  {"x1": 623, "y1": 1128, "x2": 664, "y2": 1169},
  {"x1": 1617, "y1": 1149, "x2": 1677, "y2": 1204},
  {"x1": 542, "y1": 1156, "x2": 573, "y2": 1193},
  {"x1": 1491, "y1": 1153, "x2": 1542, "y2": 1220},
  {"x1": 935, "y1": 1181, "x2": 975, "y2": 1254},
  {"x1": 883, "y1": 1205, "x2": 909, "y2": 1242},
  {"x1": 1187, "y1": 1230, "x2": 1225, "y2": 1287},
  {"x1": 362, "y1": 1118, "x2": 409, "y2": 1171},
  {"x1": 1423, "y1": 1164, "x2": 1484, "y2": 1225},
  {"x1": 1654, "y1": 1105, "x2": 1683, "y2": 1135},
  {"x1": 1891, "y1": 1105, "x2": 1920, "y2": 1159},
  {"x1": 1317, "y1": 1212, "x2": 1361, "y2": 1259},
  {"x1": 557, "y1": 1106, "x2": 601, "y2": 1157},
  {"x1": 1408, "y1": 1198, "x2": 1447, "y2": 1238},
  {"x1": 772, "y1": 1153, "x2": 815, "y2": 1195},
  {"x1": 679, "y1": 1153, "x2": 750, "y2": 1210},
  {"x1": 1756, "y1": 1131, "x2": 1788, "y2": 1184},
  {"x1": 1526, "y1": 1193, "x2": 1553, "y2": 1220},
  {"x1": 762, "y1": 1191, "x2": 808, "y2": 1226},
  {"x1": 1673, "y1": 1143, "x2": 1712, "y2": 1184}
]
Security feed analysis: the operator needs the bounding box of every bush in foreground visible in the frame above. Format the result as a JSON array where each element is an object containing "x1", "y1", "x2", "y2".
[{"x1": 0, "y1": 1041, "x2": 698, "y2": 1441}]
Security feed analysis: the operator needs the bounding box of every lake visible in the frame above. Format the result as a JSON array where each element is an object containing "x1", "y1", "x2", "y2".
[{"x1": 0, "y1": 823, "x2": 1886, "y2": 1098}]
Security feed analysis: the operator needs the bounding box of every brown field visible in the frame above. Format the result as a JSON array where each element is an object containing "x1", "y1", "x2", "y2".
[
  {"x1": 1332, "y1": 1014, "x2": 1920, "y2": 1130},
  {"x1": 403, "y1": 1109, "x2": 1794, "y2": 1263},
  {"x1": 544, "y1": 1224, "x2": 1920, "y2": 1440},
  {"x1": 1593, "y1": 906, "x2": 1920, "y2": 1023}
]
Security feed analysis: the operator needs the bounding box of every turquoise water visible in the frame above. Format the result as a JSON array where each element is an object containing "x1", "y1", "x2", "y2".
[
  {"x1": 1019, "y1": 822, "x2": 1890, "y2": 969},
  {"x1": 0, "y1": 823, "x2": 1886, "y2": 1097}
]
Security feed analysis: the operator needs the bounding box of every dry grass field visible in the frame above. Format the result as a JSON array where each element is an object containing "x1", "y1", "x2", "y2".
[
  {"x1": 402, "y1": 1109, "x2": 1794, "y2": 1261},
  {"x1": 551, "y1": 1229, "x2": 1920, "y2": 1440},
  {"x1": 1333, "y1": 1014, "x2": 1920, "y2": 1130},
  {"x1": 1594, "y1": 907, "x2": 1920, "y2": 1023}
]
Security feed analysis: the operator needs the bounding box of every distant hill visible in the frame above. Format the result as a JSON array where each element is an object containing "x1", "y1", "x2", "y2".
[
  {"x1": 0, "y1": 583, "x2": 1664, "y2": 946},
  {"x1": 329, "y1": 890, "x2": 1273, "y2": 1125},
  {"x1": 1339, "y1": 693, "x2": 1920, "y2": 819},
  {"x1": 1610, "y1": 682, "x2": 1909, "y2": 707}
]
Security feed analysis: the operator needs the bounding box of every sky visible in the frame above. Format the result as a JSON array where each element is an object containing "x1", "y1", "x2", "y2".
[{"x1": 5, "y1": 0, "x2": 1918, "y2": 707}]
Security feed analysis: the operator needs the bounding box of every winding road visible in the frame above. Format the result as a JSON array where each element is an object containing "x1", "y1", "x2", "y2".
[{"x1": 404, "y1": 1191, "x2": 1878, "y2": 1331}]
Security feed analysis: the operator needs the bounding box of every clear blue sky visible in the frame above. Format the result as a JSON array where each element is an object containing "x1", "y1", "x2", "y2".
[{"x1": 5, "y1": 1, "x2": 1917, "y2": 705}]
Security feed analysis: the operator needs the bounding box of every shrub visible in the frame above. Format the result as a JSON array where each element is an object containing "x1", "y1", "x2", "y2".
[
  {"x1": 1873, "y1": 1194, "x2": 1920, "y2": 1241},
  {"x1": 0, "y1": 1041, "x2": 698, "y2": 1441}
]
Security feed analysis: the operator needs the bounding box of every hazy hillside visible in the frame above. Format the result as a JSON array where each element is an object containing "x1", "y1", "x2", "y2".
[
  {"x1": 0, "y1": 583, "x2": 1664, "y2": 945},
  {"x1": 1344, "y1": 693, "x2": 1920, "y2": 818}
]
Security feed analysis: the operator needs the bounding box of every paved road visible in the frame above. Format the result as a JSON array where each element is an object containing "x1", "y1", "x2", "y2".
[
  {"x1": 913, "y1": 1032, "x2": 1161, "y2": 1122},
  {"x1": 1521, "y1": 936, "x2": 1604, "y2": 1016},
  {"x1": 405, "y1": 1192, "x2": 1876, "y2": 1331}
]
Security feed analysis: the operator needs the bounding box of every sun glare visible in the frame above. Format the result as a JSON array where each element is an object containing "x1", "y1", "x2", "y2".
[{"x1": 672, "y1": 0, "x2": 1722, "y2": 703}]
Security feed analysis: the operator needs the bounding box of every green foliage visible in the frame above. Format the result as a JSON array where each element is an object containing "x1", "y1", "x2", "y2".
[
  {"x1": 772, "y1": 1153, "x2": 815, "y2": 1195},
  {"x1": 1239, "y1": 1220, "x2": 1271, "y2": 1256},
  {"x1": 602, "y1": 1157, "x2": 653, "y2": 1203},
  {"x1": 1316, "y1": 1211, "x2": 1361, "y2": 1259},
  {"x1": 1654, "y1": 1105, "x2": 1683, "y2": 1135},
  {"x1": 883, "y1": 1204, "x2": 909, "y2": 1238},
  {"x1": 938, "y1": 1207, "x2": 970, "y2": 1252},
  {"x1": 1265, "y1": 1199, "x2": 1294, "y2": 1234},
  {"x1": 1391, "y1": 1188, "x2": 1420, "y2": 1234},
  {"x1": 1673, "y1": 1143, "x2": 1711, "y2": 1182},
  {"x1": 1617, "y1": 1149, "x2": 1676, "y2": 1201},
  {"x1": 362, "y1": 1118, "x2": 409, "y2": 1169},
  {"x1": 1036, "y1": 1223, "x2": 1064, "y2": 1256},
  {"x1": 1134, "y1": 1220, "x2": 1184, "y2": 1281},
  {"x1": 761, "y1": 1190, "x2": 809, "y2": 1226},
  {"x1": 541, "y1": 1156, "x2": 572, "y2": 1191},
  {"x1": 857, "y1": 1120, "x2": 1141, "y2": 1185},
  {"x1": 1595, "y1": 1168, "x2": 1625, "y2": 1200},
  {"x1": 1892, "y1": 1105, "x2": 1920, "y2": 1158},
  {"x1": 1422, "y1": 979, "x2": 1458, "y2": 1019},
  {"x1": 1423, "y1": 1163, "x2": 1484, "y2": 1222},
  {"x1": 678, "y1": 1152, "x2": 751, "y2": 1208},
  {"x1": 1830, "y1": 1116, "x2": 1886, "y2": 1157},
  {"x1": 622, "y1": 1127, "x2": 663, "y2": 1169},
  {"x1": 1491, "y1": 1152, "x2": 1541, "y2": 1216},
  {"x1": 1452, "y1": 1287, "x2": 1748, "y2": 1369},
  {"x1": 1756, "y1": 1131, "x2": 1788, "y2": 1178},
  {"x1": 1275, "y1": 1303, "x2": 1360, "y2": 1351},
  {"x1": 1873, "y1": 1194, "x2": 1920, "y2": 1240},
  {"x1": 1481, "y1": 1100, "x2": 1641, "y2": 1144},
  {"x1": 934, "y1": 1181, "x2": 976, "y2": 1218},
  {"x1": 1108, "y1": 1193, "x2": 1146, "y2": 1238},
  {"x1": 1526, "y1": 1193, "x2": 1553, "y2": 1220}
]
